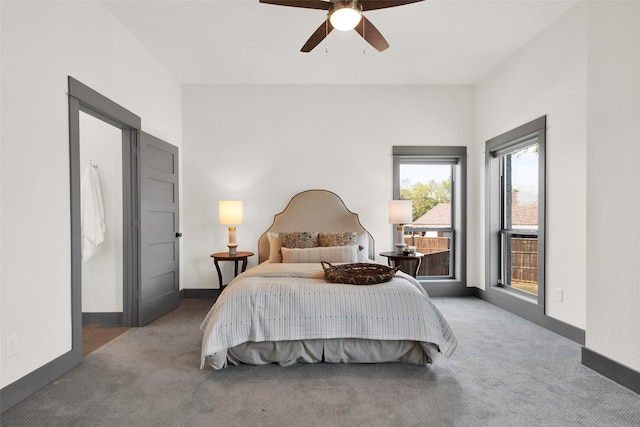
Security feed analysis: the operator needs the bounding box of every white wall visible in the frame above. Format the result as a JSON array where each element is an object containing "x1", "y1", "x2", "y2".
[
  {"x1": 475, "y1": 3, "x2": 588, "y2": 329},
  {"x1": 79, "y1": 112, "x2": 123, "y2": 313},
  {"x1": 181, "y1": 85, "x2": 475, "y2": 289},
  {"x1": 586, "y1": 1, "x2": 640, "y2": 373},
  {"x1": 0, "y1": 0, "x2": 182, "y2": 388}
]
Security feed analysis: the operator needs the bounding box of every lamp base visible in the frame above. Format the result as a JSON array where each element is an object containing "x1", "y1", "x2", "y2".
[
  {"x1": 227, "y1": 243, "x2": 238, "y2": 256},
  {"x1": 394, "y1": 242, "x2": 406, "y2": 255}
]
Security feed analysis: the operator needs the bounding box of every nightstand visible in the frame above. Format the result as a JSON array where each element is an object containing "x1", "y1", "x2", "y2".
[
  {"x1": 379, "y1": 252, "x2": 424, "y2": 278},
  {"x1": 210, "y1": 251, "x2": 254, "y2": 290}
]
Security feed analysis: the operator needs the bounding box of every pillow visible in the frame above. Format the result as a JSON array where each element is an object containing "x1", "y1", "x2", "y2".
[
  {"x1": 281, "y1": 246, "x2": 358, "y2": 264},
  {"x1": 319, "y1": 232, "x2": 358, "y2": 247},
  {"x1": 356, "y1": 232, "x2": 370, "y2": 262},
  {"x1": 319, "y1": 231, "x2": 370, "y2": 262},
  {"x1": 279, "y1": 231, "x2": 319, "y2": 249},
  {"x1": 267, "y1": 232, "x2": 282, "y2": 263}
]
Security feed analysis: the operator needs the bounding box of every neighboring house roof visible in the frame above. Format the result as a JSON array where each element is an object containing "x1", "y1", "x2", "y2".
[
  {"x1": 511, "y1": 191, "x2": 538, "y2": 227},
  {"x1": 410, "y1": 194, "x2": 538, "y2": 229},
  {"x1": 412, "y1": 203, "x2": 451, "y2": 228}
]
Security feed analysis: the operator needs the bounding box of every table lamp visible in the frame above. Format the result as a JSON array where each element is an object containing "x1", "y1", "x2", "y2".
[
  {"x1": 219, "y1": 200, "x2": 243, "y2": 256},
  {"x1": 388, "y1": 200, "x2": 412, "y2": 254}
]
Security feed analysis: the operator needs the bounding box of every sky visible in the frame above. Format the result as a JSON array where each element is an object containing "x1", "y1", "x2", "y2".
[
  {"x1": 511, "y1": 151, "x2": 538, "y2": 193},
  {"x1": 399, "y1": 164, "x2": 451, "y2": 189}
]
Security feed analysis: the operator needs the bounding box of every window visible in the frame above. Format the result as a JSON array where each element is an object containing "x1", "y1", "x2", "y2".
[
  {"x1": 393, "y1": 146, "x2": 466, "y2": 287},
  {"x1": 486, "y1": 117, "x2": 546, "y2": 306},
  {"x1": 400, "y1": 163, "x2": 454, "y2": 278}
]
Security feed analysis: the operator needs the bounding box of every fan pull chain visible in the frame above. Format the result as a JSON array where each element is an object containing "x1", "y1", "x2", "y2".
[
  {"x1": 362, "y1": 17, "x2": 366, "y2": 54},
  {"x1": 325, "y1": 17, "x2": 329, "y2": 53}
]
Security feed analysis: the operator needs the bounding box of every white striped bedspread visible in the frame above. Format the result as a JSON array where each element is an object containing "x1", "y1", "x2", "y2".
[{"x1": 200, "y1": 262, "x2": 457, "y2": 368}]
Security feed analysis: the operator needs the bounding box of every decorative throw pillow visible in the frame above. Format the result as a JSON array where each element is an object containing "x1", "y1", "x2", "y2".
[
  {"x1": 319, "y1": 232, "x2": 358, "y2": 247},
  {"x1": 281, "y1": 246, "x2": 358, "y2": 264},
  {"x1": 267, "y1": 232, "x2": 282, "y2": 263},
  {"x1": 279, "y1": 231, "x2": 319, "y2": 249}
]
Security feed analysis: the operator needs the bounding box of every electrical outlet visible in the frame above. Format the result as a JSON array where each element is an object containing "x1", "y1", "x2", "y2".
[
  {"x1": 555, "y1": 288, "x2": 563, "y2": 303},
  {"x1": 6, "y1": 335, "x2": 18, "y2": 357}
]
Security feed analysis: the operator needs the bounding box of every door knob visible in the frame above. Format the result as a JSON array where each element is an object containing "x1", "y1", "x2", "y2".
[{"x1": 176, "y1": 232, "x2": 183, "y2": 238}]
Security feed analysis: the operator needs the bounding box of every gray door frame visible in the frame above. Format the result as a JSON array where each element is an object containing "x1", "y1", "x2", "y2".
[{"x1": 69, "y1": 76, "x2": 142, "y2": 339}]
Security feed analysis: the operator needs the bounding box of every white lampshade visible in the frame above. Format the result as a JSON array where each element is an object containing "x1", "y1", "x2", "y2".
[
  {"x1": 388, "y1": 200, "x2": 413, "y2": 225},
  {"x1": 329, "y1": 2, "x2": 362, "y2": 31},
  {"x1": 219, "y1": 200, "x2": 243, "y2": 225}
]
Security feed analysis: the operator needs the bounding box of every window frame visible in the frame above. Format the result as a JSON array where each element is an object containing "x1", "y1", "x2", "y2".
[
  {"x1": 485, "y1": 116, "x2": 546, "y2": 308},
  {"x1": 393, "y1": 146, "x2": 467, "y2": 293}
]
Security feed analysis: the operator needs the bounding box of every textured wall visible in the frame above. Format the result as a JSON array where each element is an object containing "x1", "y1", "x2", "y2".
[{"x1": 586, "y1": 0, "x2": 640, "y2": 373}]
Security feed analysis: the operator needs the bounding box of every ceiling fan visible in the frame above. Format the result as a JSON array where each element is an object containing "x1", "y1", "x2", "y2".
[{"x1": 259, "y1": 0, "x2": 425, "y2": 53}]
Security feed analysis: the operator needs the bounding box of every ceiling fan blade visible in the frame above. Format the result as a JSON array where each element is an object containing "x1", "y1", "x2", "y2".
[
  {"x1": 301, "y1": 20, "x2": 334, "y2": 52},
  {"x1": 360, "y1": 0, "x2": 425, "y2": 12},
  {"x1": 354, "y1": 17, "x2": 389, "y2": 52},
  {"x1": 259, "y1": 0, "x2": 330, "y2": 10}
]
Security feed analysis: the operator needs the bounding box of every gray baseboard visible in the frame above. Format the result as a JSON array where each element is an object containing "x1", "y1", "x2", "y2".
[
  {"x1": 474, "y1": 287, "x2": 585, "y2": 345},
  {"x1": 473, "y1": 287, "x2": 640, "y2": 395},
  {"x1": 421, "y1": 282, "x2": 476, "y2": 297},
  {"x1": 82, "y1": 312, "x2": 123, "y2": 326},
  {"x1": 582, "y1": 347, "x2": 640, "y2": 395},
  {"x1": 3, "y1": 312, "x2": 123, "y2": 413},
  {"x1": 180, "y1": 288, "x2": 221, "y2": 299},
  {"x1": 1, "y1": 349, "x2": 81, "y2": 413}
]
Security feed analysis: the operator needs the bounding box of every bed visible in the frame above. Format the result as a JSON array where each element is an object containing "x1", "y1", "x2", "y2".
[{"x1": 200, "y1": 189, "x2": 457, "y2": 370}]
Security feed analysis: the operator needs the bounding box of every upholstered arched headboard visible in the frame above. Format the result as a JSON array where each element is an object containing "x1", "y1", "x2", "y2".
[{"x1": 258, "y1": 189, "x2": 375, "y2": 263}]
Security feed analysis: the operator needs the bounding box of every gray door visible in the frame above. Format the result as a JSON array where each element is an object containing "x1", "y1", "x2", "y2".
[{"x1": 139, "y1": 132, "x2": 180, "y2": 325}]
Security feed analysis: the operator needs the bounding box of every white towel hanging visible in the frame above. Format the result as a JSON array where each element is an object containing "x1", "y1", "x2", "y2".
[{"x1": 81, "y1": 165, "x2": 106, "y2": 262}]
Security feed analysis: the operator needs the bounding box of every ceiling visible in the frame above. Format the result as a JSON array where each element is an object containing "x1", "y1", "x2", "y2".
[{"x1": 102, "y1": 0, "x2": 579, "y2": 85}]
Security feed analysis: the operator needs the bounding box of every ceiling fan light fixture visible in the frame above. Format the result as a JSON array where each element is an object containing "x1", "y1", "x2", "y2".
[{"x1": 329, "y1": 1, "x2": 362, "y2": 31}]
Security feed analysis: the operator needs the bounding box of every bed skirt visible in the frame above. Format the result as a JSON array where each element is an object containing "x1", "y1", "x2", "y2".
[{"x1": 203, "y1": 338, "x2": 440, "y2": 370}]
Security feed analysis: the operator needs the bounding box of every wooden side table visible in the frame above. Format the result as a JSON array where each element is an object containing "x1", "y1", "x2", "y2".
[
  {"x1": 210, "y1": 251, "x2": 254, "y2": 290},
  {"x1": 379, "y1": 252, "x2": 424, "y2": 278}
]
